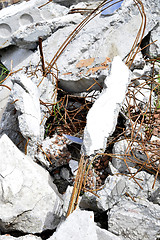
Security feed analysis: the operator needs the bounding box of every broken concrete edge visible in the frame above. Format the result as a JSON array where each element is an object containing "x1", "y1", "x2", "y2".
[
  {"x1": 0, "y1": 71, "x2": 56, "y2": 157},
  {"x1": 0, "y1": 0, "x2": 69, "y2": 48},
  {"x1": 0, "y1": 133, "x2": 63, "y2": 233},
  {"x1": 82, "y1": 56, "x2": 130, "y2": 156}
]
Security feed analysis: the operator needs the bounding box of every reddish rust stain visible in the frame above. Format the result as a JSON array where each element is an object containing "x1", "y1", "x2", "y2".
[
  {"x1": 86, "y1": 65, "x2": 109, "y2": 75},
  {"x1": 62, "y1": 72, "x2": 72, "y2": 75},
  {"x1": 76, "y1": 58, "x2": 95, "y2": 68},
  {"x1": 101, "y1": 57, "x2": 111, "y2": 66}
]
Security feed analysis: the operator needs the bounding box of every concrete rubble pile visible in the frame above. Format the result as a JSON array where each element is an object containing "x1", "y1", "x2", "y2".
[{"x1": 0, "y1": 0, "x2": 160, "y2": 239}]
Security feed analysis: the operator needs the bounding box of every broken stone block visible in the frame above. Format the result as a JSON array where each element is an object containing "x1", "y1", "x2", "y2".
[
  {"x1": 0, "y1": 77, "x2": 12, "y2": 122},
  {"x1": 130, "y1": 51, "x2": 145, "y2": 70},
  {"x1": 96, "y1": 226, "x2": 122, "y2": 240},
  {"x1": 0, "y1": 46, "x2": 33, "y2": 70},
  {"x1": 12, "y1": 73, "x2": 41, "y2": 156},
  {"x1": 80, "y1": 175, "x2": 127, "y2": 211},
  {"x1": 48, "y1": 210, "x2": 98, "y2": 240},
  {"x1": 0, "y1": 72, "x2": 56, "y2": 156},
  {"x1": 0, "y1": 73, "x2": 42, "y2": 153},
  {"x1": 12, "y1": 12, "x2": 83, "y2": 50},
  {"x1": 149, "y1": 186, "x2": 160, "y2": 205},
  {"x1": 125, "y1": 170, "x2": 160, "y2": 200},
  {"x1": 150, "y1": 23, "x2": 160, "y2": 57},
  {"x1": 12, "y1": 22, "x2": 52, "y2": 50},
  {"x1": 0, "y1": 235, "x2": 42, "y2": 240},
  {"x1": 112, "y1": 139, "x2": 136, "y2": 173},
  {"x1": 0, "y1": 134, "x2": 63, "y2": 233},
  {"x1": 82, "y1": 56, "x2": 130, "y2": 155},
  {"x1": 62, "y1": 185, "x2": 73, "y2": 216},
  {"x1": 97, "y1": 175, "x2": 127, "y2": 211},
  {"x1": 36, "y1": 134, "x2": 71, "y2": 169},
  {"x1": 11, "y1": 0, "x2": 159, "y2": 93},
  {"x1": 0, "y1": 0, "x2": 68, "y2": 49},
  {"x1": 69, "y1": 159, "x2": 79, "y2": 175},
  {"x1": 12, "y1": 74, "x2": 41, "y2": 140},
  {"x1": 0, "y1": 94, "x2": 26, "y2": 152},
  {"x1": 31, "y1": 73, "x2": 57, "y2": 129},
  {"x1": 108, "y1": 197, "x2": 160, "y2": 240}
]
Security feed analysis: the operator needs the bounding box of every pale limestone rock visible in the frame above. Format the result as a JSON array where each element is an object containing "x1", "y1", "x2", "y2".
[
  {"x1": 0, "y1": 134, "x2": 63, "y2": 233},
  {"x1": 108, "y1": 198, "x2": 160, "y2": 240},
  {"x1": 82, "y1": 56, "x2": 130, "y2": 155}
]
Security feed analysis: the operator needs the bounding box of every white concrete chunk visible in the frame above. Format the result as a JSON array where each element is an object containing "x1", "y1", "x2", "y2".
[
  {"x1": 108, "y1": 198, "x2": 160, "y2": 240},
  {"x1": 82, "y1": 56, "x2": 130, "y2": 155},
  {"x1": 0, "y1": 134, "x2": 63, "y2": 233},
  {"x1": 80, "y1": 175, "x2": 127, "y2": 211},
  {"x1": 112, "y1": 139, "x2": 136, "y2": 173},
  {"x1": 62, "y1": 186, "x2": 74, "y2": 216},
  {"x1": 150, "y1": 24, "x2": 160, "y2": 57},
  {"x1": 126, "y1": 171, "x2": 160, "y2": 200},
  {"x1": 0, "y1": 0, "x2": 68, "y2": 49},
  {"x1": 0, "y1": 46, "x2": 33, "y2": 70},
  {"x1": 10, "y1": 0, "x2": 159, "y2": 93},
  {"x1": 97, "y1": 175, "x2": 127, "y2": 211},
  {"x1": 48, "y1": 209, "x2": 98, "y2": 240},
  {"x1": 0, "y1": 78, "x2": 12, "y2": 122},
  {"x1": 150, "y1": 186, "x2": 160, "y2": 205},
  {"x1": 96, "y1": 226, "x2": 121, "y2": 240},
  {"x1": 11, "y1": 73, "x2": 41, "y2": 156}
]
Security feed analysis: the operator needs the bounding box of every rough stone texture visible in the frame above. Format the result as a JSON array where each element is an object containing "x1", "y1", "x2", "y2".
[
  {"x1": 80, "y1": 175, "x2": 127, "y2": 211},
  {"x1": 69, "y1": 1, "x2": 101, "y2": 16},
  {"x1": 150, "y1": 186, "x2": 160, "y2": 205},
  {"x1": 96, "y1": 226, "x2": 122, "y2": 240},
  {"x1": 0, "y1": 235, "x2": 42, "y2": 240},
  {"x1": 69, "y1": 159, "x2": 79, "y2": 175},
  {"x1": 0, "y1": 72, "x2": 56, "y2": 156},
  {"x1": 62, "y1": 186, "x2": 74, "y2": 216},
  {"x1": 0, "y1": 94, "x2": 26, "y2": 152},
  {"x1": 29, "y1": 73, "x2": 57, "y2": 145},
  {"x1": 12, "y1": 74, "x2": 41, "y2": 140},
  {"x1": 150, "y1": 23, "x2": 160, "y2": 57},
  {"x1": 97, "y1": 175, "x2": 127, "y2": 211},
  {"x1": 124, "y1": 69, "x2": 156, "y2": 113},
  {"x1": 82, "y1": 56, "x2": 130, "y2": 155},
  {"x1": 0, "y1": 0, "x2": 68, "y2": 48},
  {"x1": 48, "y1": 210, "x2": 98, "y2": 240},
  {"x1": 8, "y1": 0, "x2": 159, "y2": 93},
  {"x1": 0, "y1": 46, "x2": 33, "y2": 70},
  {"x1": 36, "y1": 134, "x2": 71, "y2": 169},
  {"x1": 125, "y1": 170, "x2": 160, "y2": 200},
  {"x1": 130, "y1": 51, "x2": 145, "y2": 70},
  {"x1": 112, "y1": 139, "x2": 136, "y2": 173},
  {"x1": 0, "y1": 134, "x2": 63, "y2": 233},
  {"x1": 0, "y1": 77, "x2": 12, "y2": 121},
  {"x1": 48, "y1": 208, "x2": 122, "y2": 240},
  {"x1": 12, "y1": 13, "x2": 83, "y2": 50},
  {"x1": 108, "y1": 197, "x2": 160, "y2": 240},
  {"x1": 0, "y1": 73, "x2": 41, "y2": 156},
  {"x1": 80, "y1": 170, "x2": 159, "y2": 212}
]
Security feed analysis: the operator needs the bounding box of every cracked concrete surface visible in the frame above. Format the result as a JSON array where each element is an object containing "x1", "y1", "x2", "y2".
[{"x1": 0, "y1": 134, "x2": 63, "y2": 233}]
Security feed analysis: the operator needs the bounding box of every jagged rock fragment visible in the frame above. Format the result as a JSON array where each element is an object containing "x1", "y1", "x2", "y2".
[{"x1": 0, "y1": 134, "x2": 63, "y2": 233}]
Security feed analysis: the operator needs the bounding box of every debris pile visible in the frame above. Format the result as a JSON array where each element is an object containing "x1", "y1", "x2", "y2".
[{"x1": 0, "y1": 0, "x2": 160, "y2": 240}]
